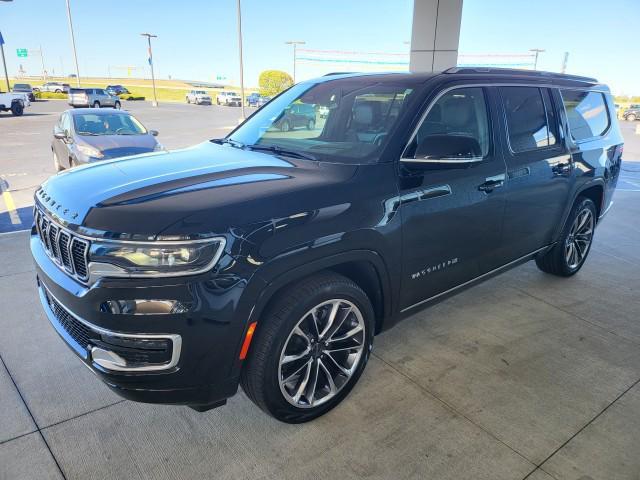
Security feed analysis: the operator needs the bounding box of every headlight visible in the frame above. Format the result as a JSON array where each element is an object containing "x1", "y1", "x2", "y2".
[
  {"x1": 88, "y1": 238, "x2": 226, "y2": 278},
  {"x1": 153, "y1": 142, "x2": 166, "y2": 152},
  {"x1": 77, "y1": 144, "x2": 104, "y2": 158}
]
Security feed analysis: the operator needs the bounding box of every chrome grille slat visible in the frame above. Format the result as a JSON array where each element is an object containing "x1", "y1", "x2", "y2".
[{"x1": 35, "y1": 206, "x2": 90, "y2": 283}]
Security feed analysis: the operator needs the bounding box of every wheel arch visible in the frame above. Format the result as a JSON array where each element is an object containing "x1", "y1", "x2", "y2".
[
  {"x1": 248, "y1": 250, "x2": 393, "y2": 338},
  {"x1": 555, "y1": 180, "x2": 605, "y2": 242}
]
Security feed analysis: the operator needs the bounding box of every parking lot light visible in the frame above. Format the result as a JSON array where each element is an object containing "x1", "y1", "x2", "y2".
[
  {"x1": 65, "y1": 0, "x2": 81, "y2": 86},
  {"x1": 141, "y1": 33, "x2": 158, "y2": 107},
  {"x1": 236, "y1": 0, "x2": 245, "y2": 120},
  {"x1": 285, "y1": 40, "x2": 305, "y2": 83}
]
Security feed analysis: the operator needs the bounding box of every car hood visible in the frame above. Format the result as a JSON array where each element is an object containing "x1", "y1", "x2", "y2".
[
  {"x1": 37, "y1": 141, "x2": 358, "y2": 238},
  {"x1": 78, "y1": 134, "x2": 158, "y2": 159}
]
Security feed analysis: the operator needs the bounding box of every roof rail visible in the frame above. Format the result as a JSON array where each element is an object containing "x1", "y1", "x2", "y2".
[
  {"x1": 443, "y1": 67, "x2": 598, "y2": 83},
  {"x1": 323, "y1": 72, "x2": 359, "y2": 76}
]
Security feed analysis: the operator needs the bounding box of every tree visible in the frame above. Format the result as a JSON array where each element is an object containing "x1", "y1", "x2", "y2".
[{"x1": 259, "y1": 70, "x2": 293, "y2": 97}]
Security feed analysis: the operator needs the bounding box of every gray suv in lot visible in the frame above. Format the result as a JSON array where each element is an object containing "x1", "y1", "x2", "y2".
[{"x1": 68, "y1": 88, "x2": 121, "y2": 109}]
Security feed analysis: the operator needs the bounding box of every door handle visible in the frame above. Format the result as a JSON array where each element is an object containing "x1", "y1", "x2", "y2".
[
  {"x1": 478, "y1": 174, "x2": 505, "y2": 193},
  {"x1": 552, "y1": 162, "x2": 572, "y2": 176}
]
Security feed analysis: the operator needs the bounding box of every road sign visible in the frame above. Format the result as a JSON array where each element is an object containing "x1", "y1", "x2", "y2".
[{"x1": 16, "y1": 48, "x2": 27, "y2": 58}]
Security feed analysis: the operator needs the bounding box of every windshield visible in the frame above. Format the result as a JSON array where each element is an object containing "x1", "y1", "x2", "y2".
[
  {"x1": 73, "y1": 113, "x2": 147, "y2": 136},
  {"x1": 14, "y1": 84, "x2": 30, "y2": 89},
  {"x1": 227, "y1": 77, "x2": 417, "y2": 164}
]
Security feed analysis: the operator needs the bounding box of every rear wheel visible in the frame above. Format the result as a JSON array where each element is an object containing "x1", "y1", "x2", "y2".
[
  {"x1": 93, "y1": 101, "x2": 100, "y2": 108},
  {"x1": 626, "y1": 114, "x2": 637, "y2": 122},
  {"x1": 535, "y1": 196, "x2": 596, "y2": 276},
  {"x1": 241, "y1": 272, "x2": 374, "y2": 423}
]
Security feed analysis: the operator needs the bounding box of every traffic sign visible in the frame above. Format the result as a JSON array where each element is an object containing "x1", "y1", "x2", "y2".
[{"x1": 16, "y1": 48, "x2": 27, "y2": 58}]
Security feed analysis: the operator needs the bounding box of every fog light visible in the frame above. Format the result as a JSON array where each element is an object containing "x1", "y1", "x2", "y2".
[{"x1": 101, "y1": 299, "x2": 191, "y2": 315}]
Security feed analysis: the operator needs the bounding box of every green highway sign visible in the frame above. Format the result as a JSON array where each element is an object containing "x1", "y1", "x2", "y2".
[{"x1": 16, "y1": 48, "x2": 27, "y2": 58}]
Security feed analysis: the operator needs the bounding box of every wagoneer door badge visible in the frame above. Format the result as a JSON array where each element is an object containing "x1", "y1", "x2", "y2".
[{"x1": 411, "y1": 257, "x2": 459, "y2": 280}]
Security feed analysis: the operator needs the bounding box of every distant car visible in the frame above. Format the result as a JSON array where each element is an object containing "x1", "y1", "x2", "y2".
[
  {"x1": 39, "y1": 82, "x2": 70, "y2": 93},
  {"x1": 52, "y1": 109, "x2": 163, "y2": 171},
  {"x1": 256, "y1": 95, "x2": 271, "y2": 108},
  {"x1": 68, "y1": 88, "x2": 121, "y2": 109},
  {"x1": 106, "y1": 85, "x2": 130, "y2": 95},
  {"x1": 246, "y1": 93, "x2": 260, "y2": 107},
  {"x1": 0, "y1": 91, "x2": 30, "y2": 116},
  {"x1": 186, "y1": 90, "x2": 212, "y2": 105},
  {"x1": 12, "y1": 83, "x2": 36, "y2": 102},
  {"x1": 216, "y1": 91, "x2": 242, "y2": 106},
  {"x1": 318, "y1": 105, "x2": 330, "y2": 118},
  {"x1": 623, "y1": 106, "x2": 640, "y2": 121},
  {"x1": 276, "y1": 102, "x2": 316, "y2": 131}
]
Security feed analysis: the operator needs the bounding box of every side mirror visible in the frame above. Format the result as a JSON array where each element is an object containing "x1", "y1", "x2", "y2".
[
  {"x1": 54, "y1": 131, "x2": 67, "y2": 140},
  {"x1": 149, "y1": 130, "x2": 158, "y2": 136}
]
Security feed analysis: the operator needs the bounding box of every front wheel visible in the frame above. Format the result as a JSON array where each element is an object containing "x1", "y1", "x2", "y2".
[
  {"x1": 626, "y1": 114, "x2": 637, "y2": 122},
  {"x1": 535, "y1": 196, "x2": 596, "y2": 276},
  {"x1": 10, "y1": 101, "x2": 24, "y2": 116},
  {"x1": 307, "y1": 119, "x2": 315, "y2": 130},
  {"x1": 241, "y1": 272, "x2": 374, "y2": 423},
  {"x1": 280, "y1": 120, "x2": 291, "y2": 132},
  {"x1": 53, "y1": 151, "x2": 64, "y2": 172}
]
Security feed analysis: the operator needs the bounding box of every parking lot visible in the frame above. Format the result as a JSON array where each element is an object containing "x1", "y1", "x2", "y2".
[{"x1": 1, "y1": 100, "x2": 640, "y2": 479}]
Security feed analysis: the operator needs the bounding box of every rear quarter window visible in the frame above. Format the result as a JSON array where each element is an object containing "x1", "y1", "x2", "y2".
[{"x1": 561, "y1": 90, "x2": 610, "y2": 141}]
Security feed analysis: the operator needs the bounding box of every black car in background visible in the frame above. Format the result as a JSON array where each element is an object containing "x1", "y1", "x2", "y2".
[
  {"x1": 12, "y1": 83, "x2": 36, "y2": 102},
  {"x1": 32, "y1": 69, "x2": 622, "y2": 423},
  {"x1": 52, "y1": 108, "x2": 162, "y2": 171},
  {"x1": 277, "y1": 102, "x2": 316, "y2": 131},
  {"x1": 622, "y1": 104, "x2": 640, "y2": 121},
  {"x1": 106, "y1": 85, "x2": 130, "y2": 95}
]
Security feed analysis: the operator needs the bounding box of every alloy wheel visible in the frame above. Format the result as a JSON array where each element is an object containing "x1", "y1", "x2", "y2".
[
  {"x1": 278, "y1": 299, "x2": 366, "y2": 409},
  {"x1": 565, "y1": 207, "x2": 594, "y2": 269}
]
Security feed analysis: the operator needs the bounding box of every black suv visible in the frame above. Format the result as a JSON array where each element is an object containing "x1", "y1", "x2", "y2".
[
  {"x1": 622, "y1": 104, "x2": 640, "y2": 121},
  {"x1": 31, "y1": 69, "x2": 622, "y2": 423}
]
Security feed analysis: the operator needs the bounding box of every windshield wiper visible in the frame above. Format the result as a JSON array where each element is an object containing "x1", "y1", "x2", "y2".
[
  {"x1": 211, "y1": 138, "x2": 245, "y2": 149},
  {"x1": 77, "y1": 131, "x2": 99, "y2": 136},
  {"x1": 245, "y1": 144, "x2": 317, "y2": 161}
]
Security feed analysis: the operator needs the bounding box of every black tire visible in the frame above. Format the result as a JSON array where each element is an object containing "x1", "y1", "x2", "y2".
[
  {"x1": 307, "y1": 119, "x2": 315, "y2": 130},
  {"x1": 535, "y1": 196, "x2": 597, "y2": 277},
  {"x1": 241, "y1": 271, "x2": 374, "y2": 423},
  {"x1": 53, "y1": 151, "x2": 64, "y2": 172},
  {"x1": 10, "y1": 101, "x2": 24, "y2": 116},
  {"x1": 280, "y1": 120, "x2": 291, "y2": 132},
  {"x1": 626, "y1": 114, "x2": 637, "y2": 122},
  {"x1": 55, "y1": 89, "x2": 62, "y2": 93},
  {"x1": 93, "y1": 101, "x2": 100, "y2": 108},
  {"x1": 114, "y1": 101, "x2": 121, "y2": 110}
]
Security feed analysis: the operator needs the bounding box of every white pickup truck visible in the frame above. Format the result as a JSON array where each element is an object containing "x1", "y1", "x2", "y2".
[{"x1": 0, "y1": 91, "x2": 30, "y2": 116}]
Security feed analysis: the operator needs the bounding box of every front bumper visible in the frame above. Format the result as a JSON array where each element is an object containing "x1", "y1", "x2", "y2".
[{"x1": 31, "y1": 233, "x2": 252, "y2": 408}]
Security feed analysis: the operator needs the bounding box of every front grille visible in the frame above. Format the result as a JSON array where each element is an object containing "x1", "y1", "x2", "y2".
[
  {"x1": 42, "y1": 286, "x2": 96, "y2": 349},
  {"x1": 35, "y1": 207, "x2": 90, "y2": 282}
]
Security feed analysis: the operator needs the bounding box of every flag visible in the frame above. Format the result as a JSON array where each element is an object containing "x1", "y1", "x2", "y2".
[
  {"x1": 148, "y1": 46, "x2": 152, "y2": 65},
  {"x1": 0, "y1": 31, "x2": 5, "y2": 46}
]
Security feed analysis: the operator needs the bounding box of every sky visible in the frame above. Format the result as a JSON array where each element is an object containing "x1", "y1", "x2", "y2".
[{"x1": 1, "y1": 0, "x2": 638, "y2": 95}]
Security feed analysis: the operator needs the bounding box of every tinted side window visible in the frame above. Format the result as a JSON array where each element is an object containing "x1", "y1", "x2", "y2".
[
  {"x1": 408, "y1": 87, "x2": 490, "y2": 160},
  {"x1": 560, "y1": 90, "x2": 610, "y2": 141},
  {"x1": 501, "y1": 87, "x2": 555, "y2": 152},
  {"x1": 95, "y1": 89, "x2": 105, "y2": 95}
]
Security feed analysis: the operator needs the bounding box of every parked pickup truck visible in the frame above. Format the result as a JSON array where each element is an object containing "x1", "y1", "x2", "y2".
[
  {"x1": 186, "y1": 90, "x2": 212, "y2": 105},
  {"x1": 0, "y1": 91, "x2": 30, "y2": 116},
  {"x1": 216, "y1": 91, "x2": 242, "y2": 106}
]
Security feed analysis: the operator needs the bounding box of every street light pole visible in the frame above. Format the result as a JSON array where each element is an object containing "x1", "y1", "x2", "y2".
[
  {"x1": 236, "y1": 0, "x2": 246, "y2": 120},
  {"x1": 65, "y1": 0, "x2": 81, "y2": 86},
  {"x1": 529, "y1": 48, "x2": 545, "y2": 71},
  {"x1": 285, "y1": 40, "x2": 305, "y2": 83},
  {"x1": 141, "y1": 33, "x2": 158, "y2": 107}
]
